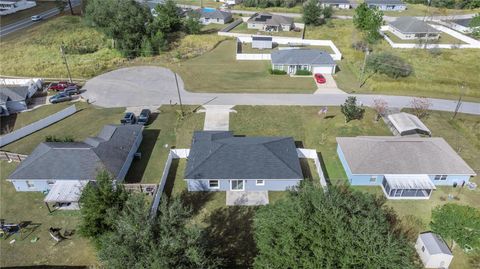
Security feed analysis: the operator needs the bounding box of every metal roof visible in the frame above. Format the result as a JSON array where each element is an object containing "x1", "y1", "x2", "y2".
[
  {"x1": 247, "y1": 13, "x2": 293, "y2": 26},
  {"x1": 9, "y1": 125, "x2": 143, "y2": 180},
  {"x1": 365, "y1": 0, "x2": 405, "y2": 5},
  {"x1": 388, "y1": 112, "x2": 431, "y2": 136},
  {"x1": 389, "y1": 17, "x2": 440, "y2": 34},
  {"x1": 384, "y1": 174, "x2": 436, "y2": 190},
  {"x1": 185, "y1": 131, "x2": 303, "y2": 180},
  {"x1": 0, "y1": 86, "x2": 30, "y2": 102},
  {"x1": 252, "y1": 36, "x2": 273, "y2": 41},
  {"x1": 271, "y1": 49, "x2": 335, "y2": 65},
  {"x1": 336, "y1": 136, "x2": 476, "y2": 175},
  {"x1": 44, "y1": 180, "x2": 88, "y2": 203},
  {"x1": 419, "y1": 232, "x2": 453, "y2": 256}
]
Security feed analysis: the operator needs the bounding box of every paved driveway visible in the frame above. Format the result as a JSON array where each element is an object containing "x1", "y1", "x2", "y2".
[{"x1": 313, "y1": 74, "x2": 346, "y2": 95}]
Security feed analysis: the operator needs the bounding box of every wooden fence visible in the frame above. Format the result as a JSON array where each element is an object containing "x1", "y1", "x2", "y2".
[{"x1": 0, "y1": 151, "x2": 28, "y2": 162}]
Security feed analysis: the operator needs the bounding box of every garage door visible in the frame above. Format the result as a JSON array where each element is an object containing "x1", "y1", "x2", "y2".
[{"x1": 313, "y1": 65, "x2": 334, "y2": 74}]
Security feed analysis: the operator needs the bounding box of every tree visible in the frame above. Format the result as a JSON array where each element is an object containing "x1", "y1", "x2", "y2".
[
  {"x1": 140, "y1": 37, "x2": 154, "y2": 57},
  {"x1": 431, "y1": 204, "x2": 480, "y2": 249},
  {"x1": 254, "y1": 183, "x2": 417, "y2": 268},
  {"x1": 410, "y1": 97, "x2": 431, "y2": 118},
  {"x1": 470, "y1": 13, "x2": 480, "y2": 38},
  {"x1": 341, "y1": 96, "x2": 365, "y2": 122},
  {"x1": 79, "y1": 171, "x2": 128, "y2": 239},
  {"x1": 372, "y1": 98, "x2": 388, "y2": 121},
  {"x1": 353, "y1": 3, "x2": 383, "y2": 43},
  {"x1": 366, "y1": 52, "x2": 413, "y2": 78},
  {"x1": 55, "y1": 0, "x2": 66, "y2": 12},
  {"x1": 98, "y1": 195, "x2": 215, "y2": 269},
  {"x1": 184, "y1": 16, "x2": 202, "y2": 34},
  {"x1": 152, "y1": 0, "x2": 183, "y2": 34},
  {"x1": 303, "y1": 0, "x2": 323, "y2": 26}
]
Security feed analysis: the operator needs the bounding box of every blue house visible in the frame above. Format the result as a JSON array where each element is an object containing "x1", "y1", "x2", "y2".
[
  {"x1": 336, "y1": 136, "x2": 476, "y2": 199},
  {"x1": 8, "y1": 124, "x2": 143, "y2": 193},
  {"x1": 185, "y1": 131, "x2": 303, "y2": 192}
]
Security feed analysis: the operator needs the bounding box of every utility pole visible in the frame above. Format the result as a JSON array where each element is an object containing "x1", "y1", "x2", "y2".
[
  {"x1": 452, "y1": 83, "x2": 465, "y2": 120},
  {"x1": 60, "y1": 43, "x2": 73, "y2": 83},
  {"x1": 423, "y1": 0, "x2": 432, "y2": 49},
  {"x1": 67, "y1": 0, "x2": 74, "y2": 15},
  {"x1": 174, "y1": 73, "x2": 184, "y2": 117}
]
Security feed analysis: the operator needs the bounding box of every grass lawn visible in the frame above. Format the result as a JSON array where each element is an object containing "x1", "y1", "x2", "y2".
[
  {"x1": 383, "y1": 31, "x2": 466, "y2": 44},
  {"x1": 230, "y1": 22, "x2": 304, "y2": 38},
  {"x1": 333, "y1": 4, "x2": 480, "y2": 16},
  {"x1": 174, "y1": 0, "x2": 221, "y2": 8},
  {"x1": 0, "y1": 1, "x2": 57, "y2": 26},
  {"x1": 168, "y1": 39, "x2": 317, "y2": 93},
  {"x1": 0, "y1": 102, "x2": 125, "y2": 154},
  {"x1": 305, "y1": 19, "x2": 480, "y2": 102},
  {"x1": 0, "y1": 161, "x2": 97, "y2": 267},
  {"x1": 239, "y1": 43, "x2": 335, "y2": 54},
  {"x1": 233, "y1": 3, "x2": 303, "y2": 13}
]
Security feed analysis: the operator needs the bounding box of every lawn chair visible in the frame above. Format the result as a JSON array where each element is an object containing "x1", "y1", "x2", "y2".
[{"x1": 48, "y1": 227, "x2": 65, "y2": 243}]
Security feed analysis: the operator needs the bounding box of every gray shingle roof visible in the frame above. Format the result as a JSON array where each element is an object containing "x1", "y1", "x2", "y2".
[
  {"x1": 336, "y1": 136, "x2": 476, "y2": 175},
  {"x1": 0, "y1": 86, "x2": 30, "y2": 102},
  {"x1": 252, "y1": 36, "x2": 273, "y2": 41},
  {"x1": 365, "y1": 0, "x2": 405, "y2": 5},
  {"x1": 271, "y1": 49, "x2": 335, "y2": 65},
  {"x1": 9, "y1": 124, "x2": 143, "y2": 180},
  {"x1": 389, "y1": 17, "x2": 440, "y2": 34},
  {"x1": 451, "y1": 18, "x2": 471, "y2": 27},
  {"x1": 193, "y1": 8, "x2": 232, "y2": 20},
  {"x1": 321, "y1": 0, "x2": 350, "y2": 4},
  {"x1": 185, "y1": 131, "x2": 303, "y2": 180},
  {"x1": 247, "y1": 13, "x2": 293, "y2": 26},
  {"x1": 420, "y1": 232, "x2": 453, "y2": 255}
]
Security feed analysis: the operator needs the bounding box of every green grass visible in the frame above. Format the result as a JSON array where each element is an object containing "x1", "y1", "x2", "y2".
[
  {"x1": 168, "y1": 39, "x2": 317, "y2": 93},
  {"x1": 233, "y1": 3, "x2": 303, "y2": 13},
  {"x1": 239, "y1": 43, "x2": 335, "y2": 54},
  {"x1": 0, "y1": 102, "x2": 125, "y2": 154},
  {"x1": 383, "y1": 31, "x2": 466, "y2": 44},
  {"x1": 231, "y1": 22, "x2": 304, "y2": 38},
  {"x1": 331, "y1": 4, "x2": 480, "y2": 17},
  {"x1": 305, "y1": 19, "x2": 480, "y2": 102},
  {"x1": 0, "y1": 161, "x2": 97, "y2": 267}
]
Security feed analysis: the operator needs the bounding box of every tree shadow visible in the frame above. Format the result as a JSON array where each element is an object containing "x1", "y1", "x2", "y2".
[
  {"x1": 0, "y1": 113, "x2": 17, "y2": 134},
  {"x1": 162, "y1": 159, "x2": 180, "y2": 198},
  {"x1": 202, "y1": 206, "x2": 258, "y2": 268},
  {"x1": 299, "y1": 158, "x2": 313, "y2": 181},
  {"x1": 124, "y1": 129, "x2": 160, "y2": 183},
  {"x1": 317, "y1": 152, "x2": 331, "y2": 186},
  {"x1": 179, "y1": 190, "x2": 213, "y2": 216}
]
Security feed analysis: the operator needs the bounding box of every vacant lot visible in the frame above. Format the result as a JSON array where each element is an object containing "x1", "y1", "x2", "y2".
[
  {"x1": 169, "y1": 40, "x2": 317, "y2": 93},
  {"x1": 305, "y1": 19, "x2": 480, "y2": 101}
]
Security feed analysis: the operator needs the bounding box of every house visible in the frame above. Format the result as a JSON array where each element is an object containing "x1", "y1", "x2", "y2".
[
  {"x1": 0, "y1": 86, "x2": 36, "y2": 116},
  {"x1": 271, "y1": 49, "x2": 336, "y2": 75},
  {"x1": 0, "y1": 0, "x2": 36, "y2": 15},
  {"x1": 320, "y1": 0, "x2": 351, "y2": 9},
  {"x1": 336, "y1": 136, "x2": 476, "y2": 199},
  {"x1": 252, "y1": 36, "x2": 273, "y2": 49},
  {"x1": 365, "y1": 0, "x2": 406, "y2": 11},
  {"x1": 387, "y1": 112, "x2": 431, "y2": 136},
  {"x1": 444, "y1": 18, "x2": 479, "y2": 34},
  {"x1": 192, "y1": 8, "x2": 232, "y2": 25},
  {"x1": 389, "y1": 17, "x2": 440, "y2": 40},
  {"x1": 184, "y1": 131, "x2": 303, "y2": 192},
  {"x1": 219, "y1": 0, "x2": 243, "y2": 5},
  {"x1": 415, "y1": 232, "x2": 453, "y2": 268},
  {"x1": 7, "y1": 124, "x2": 143, "y2": 193},
  {"x1": 247, "y1": 13, "x2": 294, "y2": 32}
]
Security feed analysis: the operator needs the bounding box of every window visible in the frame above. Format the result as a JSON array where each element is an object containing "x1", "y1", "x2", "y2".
[
  {"x1": 434, "y1": 175, "x2": 447, "y2": 181},
  {"x1": 421, "y1": 246, "x2": 425, "y2": 252},
  {"x1": 256, "y1": 180, "x2": 265, "y2": 186},
  {"x1": 231, "y1": 180, "x2": 244, "y2": 191},
  {"x1": 209, "y1": 180, "x2": 219, "y2": 189},
  {"x1": 370, "y1": 176, "x2": 377, "y2": 183},
  {"x1": 26, "y1": 181, "x2": 34, "y2": 188}
]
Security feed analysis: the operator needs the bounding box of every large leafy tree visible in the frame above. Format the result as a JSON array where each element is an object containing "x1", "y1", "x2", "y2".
[
  {"x1": 471, "y1": 13, "x2": 480, "y2": 37},
  {"x1": 85, "y1": 0, "x2": 150, "y2": 57},
  {"x1": 254, "y1": 183, "x2": 416, "y2": 268},
  {"x1": 353, "y1": 3, "x2": 383, "y2": 44},
  {"x1": 98, "y1": 195, "x2": 215, "y2": 269},
  {"x1": 341, "y1": 96, "x2": 365, "y2": 122},
  {"x1": 152, "y1": 0, "x2": 183, "y2": 34},
  {"x1": 303, "y1": 0, "x2": 323, "y2": 26},
  {"x1": 431, "y1": 204, "x2": 480, "y2": 249},
  {"x1": 79, "y1": 171, "x2": 129, "y2": 239}
]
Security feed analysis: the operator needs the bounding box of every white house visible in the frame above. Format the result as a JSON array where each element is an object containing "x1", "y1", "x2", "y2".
[
  {"x1": 247, "y1": 13, "x2": 294, "y2": 32},
  {"x1": 416, "y1": 232, "x2": 453, "y2": 268},
  {"x1": 0, "y1": 0, "x2": 36, "y2": 15},
  {"x1": 219, "y1": 0, "x2": 243, "y2": 5},
  {"x1": 191, "y1": 8, "x2": 233, "y2": 25},
  {"x1": 365, "y1": 0, "x2": 407, "y2": 11},
  {"x1": 271, "y1": 49, "x2": 336, "y2": 75},
  {"x1": 389, "y1": 17, "x2": 441, "y2": 40},
  {"x1": 320, "y1": 0, "x2": 351, "y2": 9}
]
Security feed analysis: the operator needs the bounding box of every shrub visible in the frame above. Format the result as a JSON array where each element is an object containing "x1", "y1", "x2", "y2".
[
  {"x1": 269, "y1": 68, "x2": 287, "y2": 75},
  {"x1": 45, "y1": 135, "x2": 74, "y2": 142},
  {"x1": 341, "y1": 96, "x2": 365, "y2": 122},
  {"x1": 295, "y1": 69, "x2": 312, "y2": 76},
  {"x1": 366, "y1": 52, "x2": 413, "y2": 78},
  {"x1": 352, "y1": 40, "x2": 368, "y2": 51}
]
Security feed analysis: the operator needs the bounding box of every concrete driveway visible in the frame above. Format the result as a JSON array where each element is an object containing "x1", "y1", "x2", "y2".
[
  {"x1": 313, "y1": 74, "x2": 346, "y2": 95},
  {"x1": 81, "y1": 66, "x2": 186, "y2": 108}
]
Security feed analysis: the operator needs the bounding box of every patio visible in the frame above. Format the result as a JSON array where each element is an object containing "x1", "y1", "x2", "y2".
[{"x1": 226, "y1": 191, "x2": 269, "y2": 206}]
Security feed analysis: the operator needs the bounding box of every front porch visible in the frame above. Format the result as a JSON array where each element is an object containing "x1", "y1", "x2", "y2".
[{"x1": 381, "y1": 174, "x2": 436, "y2": 200}]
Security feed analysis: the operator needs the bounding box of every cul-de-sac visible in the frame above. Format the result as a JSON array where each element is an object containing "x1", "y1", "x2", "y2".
[{"x1": 0, "y1": 0, "x2": 479, "y2": 268}]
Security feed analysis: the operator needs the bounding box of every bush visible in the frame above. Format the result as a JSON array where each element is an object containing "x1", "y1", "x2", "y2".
[
  {"x1": 269, "y1": 68, "x2": 287, "y2": 75},
  {"x1": 341, "y1": 96, "x2": 365, "y2": 122},
  {"x1": 295, "y1": 69, "x2": 312, "y2": 75},
  {"x1": 366, "y1": 52, "x2": 413, "y2": 78},
  {"x1": 352, "y1": 40, "x2": 368, "y2": 51},
  {"x1": 45, "y1": 135, "x2": 74, "y2": 142}
]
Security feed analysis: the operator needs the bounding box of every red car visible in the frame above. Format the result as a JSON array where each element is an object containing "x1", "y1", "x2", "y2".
[
  {"x1": 48, "y1": 81, "x2": 76, "y2": 91},
  {"x1": 314, "y1": 74, "x2": 326, "y2": 84}
]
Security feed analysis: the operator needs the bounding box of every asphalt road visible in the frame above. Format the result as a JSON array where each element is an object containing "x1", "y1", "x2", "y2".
[
  {"x1": 0, "y1": 0, "x2": 81, "y2": 38},
  {"x1": 82, "y1": 66, "x2": 480, "y2": 115}
]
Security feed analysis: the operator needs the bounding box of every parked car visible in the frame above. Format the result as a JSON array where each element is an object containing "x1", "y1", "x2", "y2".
[
  {"x1": 137, "y1": 109, "x2": 151, "y2": 125},
  {"x1": 48, "y1": 82, "x2": 76, "y2": 91},
  {"x1": 31, "y1": 15, "x2": 42, "y2": 21},
  {"x1": 314, "y1": 73, "x2": 326, "y2": 84},
  {"x1": 121, "y1": 112, "x2": 136, "y2": 124},
  {"x1": 62, "y1": 86, "x2": 80, "y2": 96},
  {"x1": 49, "y1": 93, "x2": 72, "y2": 104}
]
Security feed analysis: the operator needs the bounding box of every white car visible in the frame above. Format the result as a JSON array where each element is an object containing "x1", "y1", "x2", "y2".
[{"x1": 31, "y1": 15, "x2": 42, "y2": 21}]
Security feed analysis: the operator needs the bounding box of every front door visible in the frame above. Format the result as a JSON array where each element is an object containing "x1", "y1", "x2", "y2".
[{"x1": 231, "y1": 180, "x2": 244, "y2": 191}]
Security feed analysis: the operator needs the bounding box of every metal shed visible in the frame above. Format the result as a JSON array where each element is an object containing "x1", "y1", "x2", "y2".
[
  {"x1": 387, "y1": 112, "x2": 431, "y2": 136},
  {"x1": 415, "y1": 232, "x2": 453, "y2": 268},
  {"x1": 252, "y1": 36, "x2": 273, "y2": 49}
]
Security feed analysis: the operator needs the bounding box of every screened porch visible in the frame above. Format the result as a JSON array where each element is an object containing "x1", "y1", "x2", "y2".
[{"x1": 381, "y1": 174, "x2": 436, "y2": 199}]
